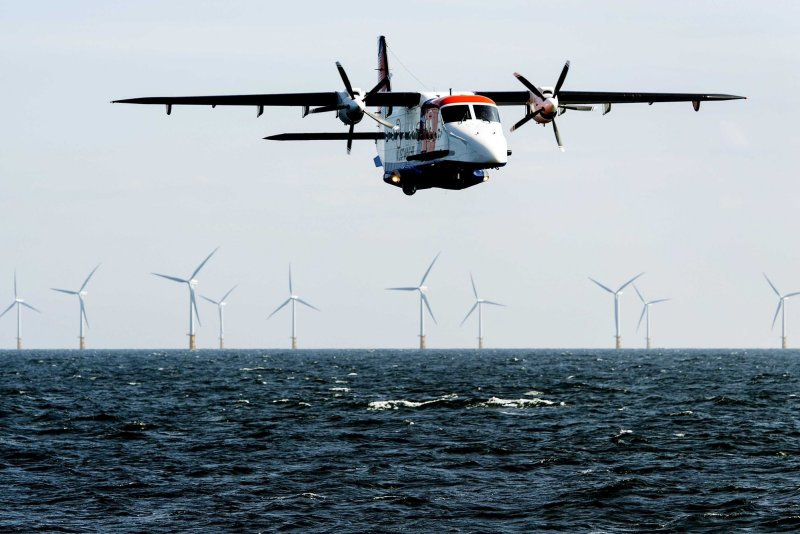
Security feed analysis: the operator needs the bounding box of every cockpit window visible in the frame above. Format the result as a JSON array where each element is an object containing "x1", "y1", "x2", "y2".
[
  {"x1": 441, "y1": 105, "x2": 472, "y2": 123},
  {"x1": 474, "y1": 105, "x2": 500, "y2": 123}
]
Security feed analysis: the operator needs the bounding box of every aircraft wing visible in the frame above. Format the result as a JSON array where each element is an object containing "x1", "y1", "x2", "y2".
[
  {"x1": 476, "y1": 90, "x2": 745, "y2": 106},
  {"x1": 112, "y1": 92, "x2": 421, "y2": 110}
]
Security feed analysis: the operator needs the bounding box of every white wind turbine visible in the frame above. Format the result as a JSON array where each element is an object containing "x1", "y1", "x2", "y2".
[
  {"x1": 202, "y1": 285, "x2": 237, "y2": 349},
  {"x1": 268, "y1": 265, "x2": 319, "y2": 349},
  {"x1": 152, "y1": 247, "x2": 219, "y2": 350},
  {"x1": 589, "y1": 272, "x2": 644, "y2": 349},
  {"x1": 0, "y1": 271, "x2": 41, "y2": 349},
  {"x1": 387, "y1": 253, "x2": 440, "y2": 350},
  {"x1": 764, "y1": 273, "x2": 800, "y2": 349},
  {"x1": 460, "y1": 273, "x2": 505, "y2": 349},
  {"x1": 51, "y1": 264, "x2": 101, "y2": 350},
  {"x1": 633, "y1": 284, "x2": 670, "y2": 350}
]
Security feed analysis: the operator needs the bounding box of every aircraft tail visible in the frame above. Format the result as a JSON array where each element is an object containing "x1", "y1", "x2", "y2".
[{"x1": 377, "y1": 35, "x2": 391, "y2": 92}]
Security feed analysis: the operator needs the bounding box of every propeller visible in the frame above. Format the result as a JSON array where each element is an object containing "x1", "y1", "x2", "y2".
[
  {"x1": 511, "y1": 60, "x2": 572, "y2": 151},
  {"x1": 304, "y1": 62, "x2": 394, "y2": 154}
]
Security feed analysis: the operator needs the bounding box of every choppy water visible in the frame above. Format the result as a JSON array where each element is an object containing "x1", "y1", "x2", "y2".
[{"x1": 2, "y1": 349, "x2": 800, "y2": 532}]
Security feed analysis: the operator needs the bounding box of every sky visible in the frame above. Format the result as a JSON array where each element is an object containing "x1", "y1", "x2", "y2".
[{"x1": 0, "y1": 0, "x2": 797, "y2": 350}]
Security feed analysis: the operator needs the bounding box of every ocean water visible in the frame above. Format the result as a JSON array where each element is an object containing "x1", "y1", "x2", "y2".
[{"x1": 1, "y1": 349, "x2": 799, "y2": 532}]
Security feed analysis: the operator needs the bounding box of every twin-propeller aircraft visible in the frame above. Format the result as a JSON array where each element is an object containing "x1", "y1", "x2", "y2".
[{"x1": 114, "y1": 37, "x2": 744, "y2": 195}]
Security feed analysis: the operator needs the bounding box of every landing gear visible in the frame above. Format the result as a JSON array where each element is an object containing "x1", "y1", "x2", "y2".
[{"x1": 402, "y1": 182, "x2": 417, "y2": 196}]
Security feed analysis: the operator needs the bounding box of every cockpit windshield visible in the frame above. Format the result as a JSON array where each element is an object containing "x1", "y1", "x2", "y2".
[
  {"x1": 441, "y1": 105, "x2": 472, "y2": 123},
  {"x1": 474, "y1": 105, "x2": 500, "y2": 123}
]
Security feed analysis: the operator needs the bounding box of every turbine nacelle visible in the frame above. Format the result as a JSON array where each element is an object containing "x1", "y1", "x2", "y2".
[
  {"x1": 189, "y1": 279, "x2": 199, "y2": 288},
  {"x1": 336, "y1": 89, "x2": 367, "y2": 126}
]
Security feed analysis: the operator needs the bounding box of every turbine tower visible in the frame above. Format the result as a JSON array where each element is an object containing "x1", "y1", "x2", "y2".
[
  {"x1": 268, "y1": 265, "x2": 319, "y2": 349},
  {"x1": 202, "y1": 285, "x2": 237, "y2": 349},
  {"x1": 633, "y1": 284, "x2": 670, "y2": 350},
  {"x1": 387, "y1": 253, "x2": 440, "y2": 350},
  {"x1": 460, "y1": 273, "x2": 505, "y2": 349},
  {"x1": 51, "y1": 264, "x2": 100, "y2": 350},
  {"x1": 589, "y1": 272, "x2": 644, "y2": 349},
  {"x1": 0, "y1": 271, "x2": 41, "y2": 349},
  {"x1": 152, "y1": 247, "x2": 219, "y2": 350},
  {"x1": 764, "y1": 273, "x2": 800, "y2": 349}
]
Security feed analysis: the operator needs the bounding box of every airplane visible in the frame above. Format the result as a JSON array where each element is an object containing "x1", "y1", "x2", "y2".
[{"x1": 113, "y1": 36, "x2": 744, "y2": 196}]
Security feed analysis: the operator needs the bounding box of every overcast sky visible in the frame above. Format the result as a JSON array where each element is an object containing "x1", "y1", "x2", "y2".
[{"x1": 0, "y1": 1, "x2": 796, "y2": 349}]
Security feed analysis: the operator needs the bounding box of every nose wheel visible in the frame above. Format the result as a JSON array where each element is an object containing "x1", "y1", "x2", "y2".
[{"x1": 402, "y1": 182, "x2": 417, "y2": 196}]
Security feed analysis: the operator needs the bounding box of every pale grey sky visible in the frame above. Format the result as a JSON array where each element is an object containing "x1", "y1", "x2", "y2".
[{"x1": 0, "y1": 1, "x2": 796, "y2": 349}]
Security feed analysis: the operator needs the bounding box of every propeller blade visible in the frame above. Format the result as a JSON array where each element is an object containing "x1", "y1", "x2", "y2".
[
  {"x1": 80, "y1": 263, "x2": 101, "y2": 291},
  {"x1": 0, "y1": 301, "x2": 15, "y2": 319},
  {"x1": 268, "y1": 298, "x2": 292, "y2": 319},
  {"x1": 21, "y1": 301, "x2": 41, "y2": 313},
  {"x1": 552, "y1": 119, "x2": 565, "y2": 152},
  {"x1": 335, "y1": 61, "x2": 355, "y2": 98},
  {"x1": 52, "y1": 288, "x2": 79, "y2": 295},
  {"x1": 470, "y1": 273, "x2": 478, "y2": 299},
  {"x1": 772, "y1": 300, "x2": 783, "y2": 330},
  {"x1": 589, "y1": 277, "x2": 614, "y2": 294},
  {"x1": 763, "y1": 273, "x2": 781, "y2": 297},
  {"x1": 296, "y1": 298, "x2": 320, "y2": 312},
  {"x1": 553, "y1": 60, "x2": 571, "y2": 97},
  {"x1": 221, "y1": 284, "x2": 238, "y2": 302},
  {"x1": 420, "y1": 252, "x2": 441, "y2": 286},
  {"x1": 191, "y1": 247, "x2": 219, "y2": 280},
  {"x1": 191, "y1": 288, "x2": 201, "y2": 327},
  {"x1": 509, "y1": 109, "x2": 542, "y2": 132},
  {"x1": 152, "y1": 272, "x2": 188, "y2": 284},
  {"x1": 364, "y1": 109, "x2": 396, "y2": 129},
  {"x1": 346, "y1": 124, "x2": 355, "y2": 154},
  {"x1": 421, "y1": 293, "x2": 437, "y2": 325},
  {"x1": 80, "y1": 298, "x2": 90, "y2": 329},
  {"x1": 366, "y1": 76, "x2": 390, "y2": 99},
  {"x1": 636, "y1": 305, "x2": 647, "y2": 333},
  {"x1": 460, "y1": 302, "x2": 479, "y2": 327},
  {"x1": 633, "y1": 284, "x2": 646, "y2": 304},
  {"x1": 513, "y1": 72, "x2": 544, "y2": 99},
  {"x1": 618, "y1": 273, "x2": 645, "y2": 293}
]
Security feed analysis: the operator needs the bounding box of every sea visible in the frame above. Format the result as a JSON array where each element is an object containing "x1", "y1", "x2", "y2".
[{"x1": 1, "y1": 348, "x2": 799, "y2": 532}]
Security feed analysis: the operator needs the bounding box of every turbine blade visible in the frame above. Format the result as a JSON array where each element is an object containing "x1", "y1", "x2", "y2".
[
  {"x1": 784, "y1": 292, "x2": 800, "y2": 298},
  {"x1": 483, "y1": 300, "x2": 506, "y2": 307},
  {"x1": 80, "y1": 298, "x2": 90, "y2": 330},
  {"x1": 633, "y1": 284, "x2": 646, "y2": 304},
  {"x1": 386, "y1": 287, "x2": 418, "y2": 291},
  {"x1": 13, "y1": 270, "x2": 18, "y2": 299},
  {"x1": 296, "y1": 298, "x2": 320, "y2": 312},
  {"x1": 419, "y1": 252, "x2": 441, "y2": 286},
  {"x1": 422, "y1": 293, "x2": 437, "y2": 325},
  {"x1": 763, "y1": 273, "x2": 781, "y2": 297},
  {"x1": 80, "y1": 263, "x2": 101, "y2": 291},
  {"x1": 772, "y1": 300, "x2": 783, "y2": 330},
  {"x1": 221, "y1": 284, "x2": 238, "y2": 302},
  {"x1": 21, "y1": 302, "x2": 41, "y2": 313},
  {"x1": 618, "y1": 272, "x2": 645, "y2": 293},
  {"x1": 470, "y1": 273, "x2": 478, "y2": 299},
  {"x1": 589, "y1": 277, "x2": 614, "y2": 294},
  {"x1": 191, "y1": 247, "x2": 219, "y2": 279},
  {"x1": 268, "y1": 299, "x2": 292, "y2": 319},
  {"x1": 289, "y1": 264, "x2": 293, "y2": 295},
  {"x1": 152, "y1": 273, "x2": 188, "y2": 284},
  {"x1": 0, "y1": 301, "x2": 15, "y2": 318},
  {"x1": 649, "y1": 298, "x2": 671, "y2": 305},
  {"x1": 636, "y1": 305, "x2": 647, "y2": 333},
  {"x1": 191, "y1": 289, "x2": 201, "y2": 327},
  {"x1": 51, "y1": 288, "x2": 79, "y2": 295},
  {"x1": 460, "y1": 302, "x2": 479, "y2": 327},
  {"x1": 201, "y1": 295, "x2": 219, "y2": 305}
]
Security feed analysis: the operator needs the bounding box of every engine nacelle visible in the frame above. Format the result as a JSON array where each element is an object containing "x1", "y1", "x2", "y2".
[
  {"x1": 527, "y1": 87, "x2": 559, "y2": 124},
  {"x1": 336, "y1": 90, "x2": 366, "y2": 125}
]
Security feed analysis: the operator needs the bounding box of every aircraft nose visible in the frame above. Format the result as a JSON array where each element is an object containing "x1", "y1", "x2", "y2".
[{"x1": 474, "y1": 134, "x2": 508, "y2": 165}]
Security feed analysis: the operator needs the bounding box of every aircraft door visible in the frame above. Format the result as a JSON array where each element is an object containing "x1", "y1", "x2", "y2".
[{"x1": 421, "y1": 107, "x2": 439, "y2": 153}]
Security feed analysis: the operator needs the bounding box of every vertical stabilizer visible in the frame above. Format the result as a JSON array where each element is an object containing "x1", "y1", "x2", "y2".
[{"x1": 377, "y1": 36, "x2": 392, "y2": 116}]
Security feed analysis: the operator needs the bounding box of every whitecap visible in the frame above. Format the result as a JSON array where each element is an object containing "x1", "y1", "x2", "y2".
[{"x1": 482, "y1": 397, "x2": 555, "y2": 408}]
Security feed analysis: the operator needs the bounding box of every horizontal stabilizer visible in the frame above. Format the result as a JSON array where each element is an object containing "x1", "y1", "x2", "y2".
[{"x1": 265, "y1": 132, "x2": 385, "y2": 141}]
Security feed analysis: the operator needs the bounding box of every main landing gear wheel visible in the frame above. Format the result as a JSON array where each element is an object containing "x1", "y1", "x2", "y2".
[{"x1": 402, "y1": 183, "x2": 417, "y2": 196}]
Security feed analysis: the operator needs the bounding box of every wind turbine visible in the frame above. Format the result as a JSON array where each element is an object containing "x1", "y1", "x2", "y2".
[
  {"x1": 460, "y1": 273, "x2": 505, "y2": 349},
  {"x1": 268, "y1": 265, "x2": 319, "y2": 349},
  {"x1": 51, "y1": 264, "x2": 101, "y2": 350},
  {"x1": 633, "y1": 284, "x2": 670, "y2": 350},
  {"x1": 202, "y1": 285, "x2": 237, "y2": 349},
  {"x1": 764, "y1": 273, "x2": 800, "y2": 349},
  {"x1": 387, "y1": 253, "x2": 440, "y2": 350},
  {"x1": 152, "y1": 247, "x2": 219, "y2": 350},
  {"x1": 589, "y1": 272, "x2": 644, "y2": 349},
  {"x1": 0, "y1": 271, "x2": 41, "y2": 349}
]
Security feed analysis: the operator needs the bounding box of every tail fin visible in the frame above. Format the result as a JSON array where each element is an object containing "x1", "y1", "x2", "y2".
[{"x1": 377, "y1": 36, "x2": 392, "y2": 116}]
